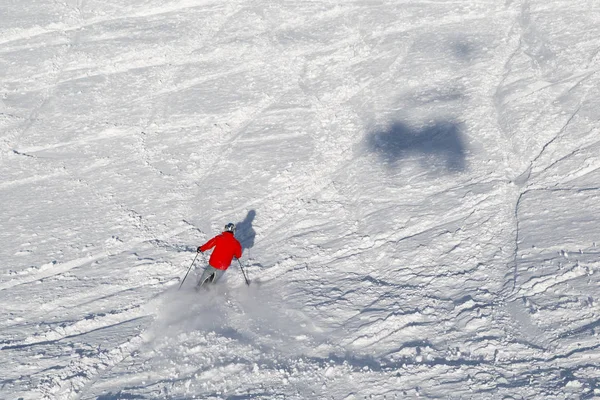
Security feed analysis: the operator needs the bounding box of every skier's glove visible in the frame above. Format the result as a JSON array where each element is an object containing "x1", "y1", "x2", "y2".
[{"x1": 197, "y1": 247, "x2": 203, "y2": 253}]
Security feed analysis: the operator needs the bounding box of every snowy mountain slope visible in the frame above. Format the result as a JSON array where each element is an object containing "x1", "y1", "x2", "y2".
[{"x1": 1, "y1": 0, "x2": 600, "y2": 399}]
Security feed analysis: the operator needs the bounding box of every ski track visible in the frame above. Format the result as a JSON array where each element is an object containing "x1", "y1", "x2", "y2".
[{"x1": 0, "y1": 224, "x2": 192, "y2": 292}]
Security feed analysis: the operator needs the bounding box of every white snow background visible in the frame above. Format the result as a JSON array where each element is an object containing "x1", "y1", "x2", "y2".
[{"x1": 1, "y1": 0, "x2": 600, "y2": 399}]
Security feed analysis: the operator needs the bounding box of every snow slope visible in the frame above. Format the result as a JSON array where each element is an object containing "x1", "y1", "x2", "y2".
[{"x1": 2, "y1": 0, "x2": 600, "y2": 399}]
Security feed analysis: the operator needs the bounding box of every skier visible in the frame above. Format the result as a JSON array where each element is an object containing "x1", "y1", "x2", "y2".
[{"x1": 196, "y1": 223, "x2": 242, "y2": 288}]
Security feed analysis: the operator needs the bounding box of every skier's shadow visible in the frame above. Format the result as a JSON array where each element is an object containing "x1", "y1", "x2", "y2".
[{"x1": 235, "y1": 210, "x2": 256, "y2": 252}]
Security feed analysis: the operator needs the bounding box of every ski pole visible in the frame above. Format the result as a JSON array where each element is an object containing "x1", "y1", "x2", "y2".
[
  {"x1": 237, "y1": 258, "x2": 250, "y2": 286},
  {"x1": 178, "y1": 252, "x2": 199, "y2": 290}
]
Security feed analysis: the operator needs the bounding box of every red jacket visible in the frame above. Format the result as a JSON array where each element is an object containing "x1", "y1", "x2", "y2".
[{"x1": 200, "y1": 232, "x2": 242, "y2": 270}]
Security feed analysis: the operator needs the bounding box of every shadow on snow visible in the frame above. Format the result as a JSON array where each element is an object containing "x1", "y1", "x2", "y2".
[
  {"x1": 235, "y1": 209, "x2": 256, "y2": 252},
  {"x1": 366, "y1": 120, "x2": 467, "y2": 173}
]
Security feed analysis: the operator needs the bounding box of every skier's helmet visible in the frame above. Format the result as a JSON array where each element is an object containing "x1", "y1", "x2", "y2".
[{"x1": 224, "y1": 223, "x2": 236, "y2": 233}]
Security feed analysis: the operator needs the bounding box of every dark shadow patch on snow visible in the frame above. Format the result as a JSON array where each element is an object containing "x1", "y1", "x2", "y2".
[
  {"x1": 236, "y1": 209, "x2": 256, "y2": 251},
  {"x1": 366, "y1": 119, "x2": 467, "y2": 173},
  {"x1": 450, "y1": 37, "x2": 480, "y2": 62}
]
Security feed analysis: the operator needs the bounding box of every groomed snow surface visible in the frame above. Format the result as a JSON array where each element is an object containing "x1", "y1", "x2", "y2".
[{"x1": 2, "y1": 1, "x2": 600, "y2": 399}]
